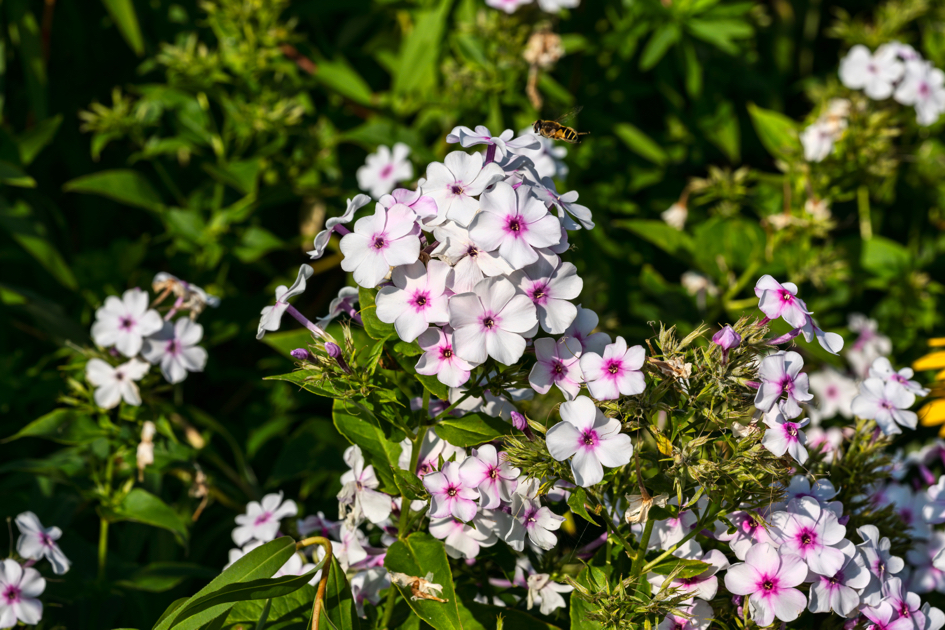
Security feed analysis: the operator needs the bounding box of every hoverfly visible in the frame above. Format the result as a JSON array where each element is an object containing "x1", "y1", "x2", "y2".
[{"x1": 533, "y1": 106, "x2": 590, "y2": 143}]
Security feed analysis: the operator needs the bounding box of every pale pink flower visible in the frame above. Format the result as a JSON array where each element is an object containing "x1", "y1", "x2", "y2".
[
  {"x1": 723, "y1": 542, "x2": 808, "y2": 627},
  {"x1": 754, "y1": 275, "x2": 812, "y2": 329},
  {"x1": 657, "y1": 601, "x2": 712, "y2": 630},
  {"x1": 0, "y1": 559, "x2": 45, "y2": 628},
  {"x1": 375, "y1": 260, "x2": 451, "y2": 342},
  {"x1": 421, "y1": 151, "x2": 505, "y2": 226},
  {"x1": 428, "y1": 516, "x2": 497, "y2": 560},
  {"x1": 468, "y1": 181, "x2": 562, "y2": 270},
  {"x1": 529, "y1": 337, "x2": 584, "y2": 400},
  {"x1": 91, "y1": 288, "x2": 163, "y2": 357},
  {"x1": 14, "y1": 512, "x2": 70, "y2": 575},
  {"x1": 579, "y1": 336, "x2": 646, "y2": 401},
  {"x1": 458, "y1": 444, "x2": 520, "y2": 509},
  {"x1": 884, "y1": 577, "x2": 927, "y2": 630},
  {"x1": 769, "y1": 496, "x2": 847, "y2": 575},
  {"x1": 863, "y1": 601, "x2": 917, "y2": 630},
  {"x1": 715, "y1": 511, "x2": 773, "y2": 561},
  {"x1": 762, "y1": 408, "x2": 810, "y2": 464},
  {"x1": 379, "y1": 187, "x2": 438, "y2": 224},
  {"x1": 232, "y1": 492, "x2": 298, "y2": 545},
  {"x1": 338, "y1": 446, "x2": 393, "y2": 525},
  {"x1": 446, "y1": 126, "x2": 539, "y2": 158},
  {"x1": 510, "y1": 251, "x2": 582, "y2": 334},
  {"x1": 840, "y1": 44, "x2": 905, "y2": 100},
  {"x1": 869, "y1": 357, "x2": 930, "y2": 396},
  {"x1": 423, "y1": 461, "x2": 479, "y2": 523},
  {"x1": 755, "y1": 351, "x2": 813, "y2": 418},
  {"x1": 907, "y1": 533, "x2": 945, "y2": 594},
  {"x1": 340, "y1": 204, "x2": 421, "y2": 288},
  {"x1": 526, "y1": 573, "x2": 574, "y2": 616},
  {"x1": 356, "y1": 143, "x2": 413, "y2": 199},
  {"x1": 415, "y1": 327, "x2": 474, "y2": 388},
  {"x1": 808, "y1": 368, "x2": 859, "y2": 422},
  {"x1": 503, "y1": 494, "x2": 564, "y2": 551},
  {"x1": 449, "y1": 276, "x2": 538, "y2": 365},
  {"x1": 546, "y1": 395, "x2": 633, "y2": 487},
  {"x1": 86, "y1": 357, "x2": 150, "y2": 409},
  {"x1": 141, "y1": 318, "x2": 207, "y2": 384},
  {"x1": 851, "y1": 378, "x2": 917, "y2": 436},
  {"x1": 807, "y1": 539, "x2": 870, "y2": 615},
  {"x1": 564, "y1": 304, "x2": 611, "y2": 354},
  {"x1": 895, "y1": 60, "x2": 945, "y2": 126},
  {"x1": 432, "y1": 221, "x2": 514, "y2": 294}
]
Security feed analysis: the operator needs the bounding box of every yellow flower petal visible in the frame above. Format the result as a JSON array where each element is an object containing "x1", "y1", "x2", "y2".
[
  {"x1": 920, "y1": 399, "x2": 945, "y2": 427},
  {"x1": 914, "y1": 351, "x2": 945, "y2": 372}
]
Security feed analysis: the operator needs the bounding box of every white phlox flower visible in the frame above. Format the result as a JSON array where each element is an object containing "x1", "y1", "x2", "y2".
[
  {"x1": 14, "y1": 512, "x2": 70, "y2": 575},
  {"x1": 91, "y1": 288, "x2": 163, "y2": 357},
  {"x1": 232, "y1": 492, "x2": 299, "y2": 546},
  {"x1": 356, "y1": 143, "x2": 414, "y2": 199},
  {"x1": 526, "y1": 573, "x2": 573, "y2": 615},
  {"x1": 338, "y1": 446, "x2": 393, "y2": 525},
  {"x1": 86, "y1": 357, "x2": 150, "y2": 409},
  {"x1": 142, "y1": 318, "x2": 208, "y2": 384}
]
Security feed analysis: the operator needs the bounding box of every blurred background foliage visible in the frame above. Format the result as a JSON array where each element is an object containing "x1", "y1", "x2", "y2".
[{"x1": 1, "y1": 0, "x2": 943, "y2": 626}]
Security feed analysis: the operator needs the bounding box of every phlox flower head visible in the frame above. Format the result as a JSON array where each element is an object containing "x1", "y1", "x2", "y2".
[
  {"x1": 428, "y1": 513, "x2": 497, "y2": 560},
  {"x1": 754, "y1": 275, "x2": 811, "y2": 329},
  {"x1": 458, "y1": 444, "x2": 520, "y2": 509},
  {"x1": 851, "y1": 378, "x2": 917, "y2": 436},
  {"x1": 869, "y1": 357, "x2": 930, "y2": 396},
  {"x1": 807, "y1": 539, "x2": 870, "y2": 616},
  {"x1": 657, "y1": 601, "x2": 713, "y2": 630},
  {"x1": 421, "y1": 151, "x2": 505, "y2": 227},
  {"x1": 375, "y1": 260, "x2": 451, "y2": 343},
  {"x1": 423, "y1": 461, "x2": 479, "y2": 523},
  {"x1": 468, "y1": 181, "x2": 562, "y2": 270},
  {"x1": 511, "y1": 251, "x2": 582, "y2": 334},
  {"x1": 579, "y1": 336, "x2": 646, "y2": 401},
  {"x1": 895, "y1": 60, "x2": 945, "y2": 126},
  {"x1": 0, "y1": 559, "x2": 45, "y2": 628},
  {"x1": 847, "y1": 313, "x2": 893, "y2": 378},
  {"x1": 91, "y1": 288, "x2": 163, "y2": 357},
  {"x1": 340, "y1": 204, "x2": 421, "y2": 288},
  {"x1": 338, "y1": 446, "x2": 392, "y2": 525},
  {"x1": 14, "y1": 512, "x2": 70, "y2": 575},
  {"x1": 863, "y1": 601, "x2": 918, "y2": 630},
  {"x1": 503, "y1": 493, "x2": 564, "y2": 551},
  {"x1": 723, "y1": 542, "x2": 808, "y2": 627},
  {"x1": 309, "y1": 195, "x2": 372, "y2": 260},
  {"x1": 432, "y1": 221, "x2": 514, "y2": 294},
  {"x1": 526, "y1": 573, "x2": 574, "y2": 616},
  {"x1": 770, "y1": 496, "x2": 847, "y2": 576},
  {"x1": 415, "y1": 326, "x2": 474, "y2": 388},
  {"x1": 907, "y1": 532, "x2": 945, "y2": 594},
  {"x1": 529, "y1": 337, "x2": 584, "y2": 400},
  {"x1": 232, "y1": 492, "x2": 298, "y2": 546},
  {"x1": 546, "y1": 395, "x2": 633, "y2": 487},
  {"x1": 714, "y1": 511, "x2": 773, "y2": 561},
  {"x1": 446, "y1": 126, "x2": 539, "y2": 159},
  {"x1": 257, "y1": 265, "x2": 313, "y2": 339},
  {"x1": 761, "y1": 408, "x2": 810, "y2": 464},
  {"x1": 755, "y1": 351, "x2": 813, "y2": 418},
  {"x1": 449, "y1": 276, "x2": 538, "y2": 366},
  {"x1": 356, "y1": 143, "x2": 413, "y2": 199},
  {"x1": 142, "y1": 318, "x2": 207, "y2": 384},
  {"x1": 86, "y1": 357, "x2": 150, "y2": 409},
  {"x1": 564, "y1": 304, "x2": 611, "y2": 354},
  {"x1": 840, "y1": 44, "x2": 905, "y2": 100}
]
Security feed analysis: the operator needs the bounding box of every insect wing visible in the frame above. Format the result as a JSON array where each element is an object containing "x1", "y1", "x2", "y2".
[{"x1": 553, "y1": 105, "x2": 584, "y2": 124}]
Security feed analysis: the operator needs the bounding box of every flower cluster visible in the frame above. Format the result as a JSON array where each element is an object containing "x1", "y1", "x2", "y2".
[
  {"x1": 86, "y1": 273, "x2": 216, "y2": 408},
  {"x1": 0, "y1": 512, "x2": 70, "y2": 628}
]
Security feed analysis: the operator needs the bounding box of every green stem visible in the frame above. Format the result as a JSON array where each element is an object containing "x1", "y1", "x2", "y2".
[
  {"x1": 640, "y1": 500, "x2": 722, "y2": 574},
  {"x1": 630, "y1": 518, "x2": 654, "y2": 578},
  {"x1": 432, "y1": 391, "x2": 472, "y2": 421},
  {"x1": 98, "y1": 517, "x2": 109, "y2": 580},
  {"x1": 857, "y1": 185, "x2": 873, "y2": 240}
]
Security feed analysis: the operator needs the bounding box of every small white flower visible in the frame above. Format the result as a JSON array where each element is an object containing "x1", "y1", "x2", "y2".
[
  {"x1": 14, "y1": 512, "x2": 70, "y2": 575},
  {"x1": 526, "y1": 573, "x2": 573, "y2": 615},
  {"x1": 421, "y1": 151, "x2": 505, "y2": 227},
  {"x1": 338, "y1": 446, "x2": 393, "y2": 525},
  {"x1": 142, "y1": 318, "x2": 207, "y2": 384},
  {"x1": 91, "y1": 288, "x2": 163, "y2": 357},
  {"x1": 357, "y1": 144, "x2": 414, "y2": 199},
  {"x1": 537, "y1": 0, "x2": 580, "y2": 12},
  {"x1": 839, "y1": 44, "x2": 905, "y2": 100},
  {"x1": 85, "y1": 358, "x2": 150, "y2": 409},
  {"x1": 661, "y1": 202, "x2": 688, "y2": 229},
  {"x1": 232, "y1": 492, "x2": 298, "y2": 546},
  {"x1": 0, "y1": 559, "x2": 45, "y2": 627},
  {"x1": 800, "y1": 120, "x2": 838, "y2": 162},
  {"x1": 257, "y1": 265, "x2": 314, "y2": 339},
  {"x1": 851, "y1": 378, "x2": 917, "y2": 436},
  {"x1": 895, "y1": 60, "x2": 945, "y2": 126}
]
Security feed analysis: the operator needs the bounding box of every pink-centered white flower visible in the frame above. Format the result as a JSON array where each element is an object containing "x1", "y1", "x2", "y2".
[
  {"x1": 808, "y1": 368, "x2": 859, "y2": 422},
  {"x1": 715, "y1": 511, "x2": 773, "y2": 561},
  {"x1": 529, "y1": 337, "x2": 584, "y2": 400},
  {"x1": 565, "y1": 304, "x2": 611, "y2": 354},
  {"x1": 415, "y1": 326, "x2": 475, "y2": 388},
  {"x1": 579, "y1": 336, "x2": 646, "y2": 401},
  {"x1": 840, "y1": 44, "x2": 905, "y2": 100},
  {"x1": 851, "y1": 378, "x2": 917, "y2": 436},
  {"x1": 356, "y1": 143, "x2": 413, "y2": 199},
  {"x1": 801, "y1": 120, "x2": 838, "y2": 162},
  {"x1": 257, "y1": 265, "x2": 314, "y2": 339},
  {"x1": 14, "y1": 512, "x2": 70, "y2": 575},
  {"x1": 895, "y1": 60, "x2": 945, "y2": 126},
  {"x1": 863, "y1": 601, "x2": 917, "y2": 630},
  {"x1": 458, "y1": 444, "x2": 520, "y2": 509},
  {"x1": 762, "y1": 408, "x2": 810, "y2": 464},
  {"x1": 449, "y1": 276, "x2": 538, "y2": 365},
  {"x1": 379, "y1": 187, "x2": 438, "y2": 225},
  {"x1": 141, "y1": 318, "x2": 207, "y2": 384},
  {"x1": 339, "y1": 203, "x2": 421, "y2": 288},
  {"x1": 657, "y1": 600, "x2": 712, "y2": 630},
  {"x1": 91, "y1": 288, "x2": 163, "y2": 357},
  {"x1": 423, "y1": 461, "x2": 479, "y2": 523},
  {"x1": 446, "y1": 126, "x2": 539, "y2": 158},
  {"x1": 85, "y1": 357, "x2": 150, "y2": 409},
  {"x1": 526, "y1": 573, "x2": 574, "y2": 616},
  {"x1": 510, "y1": 251, "x2": 582, "y2": 334},
  {"x1": 232, "y1": 492, "x2": 298, "y2": 546},
  {"x1": 421, "y1": 151, "x2": 505, "y2": 226},
  {"x1": 754, "y1": 275, "x2": 812, "y2": 329},
  {"x1": 755, "y1": 351, "x2": 813, "y2": 417},
  {"x1": 503, "y1": 493, "x2": 565, "y2": 551},
  {"x1": 869, "y1": 357, "x2": 930, "y2": 396},
  {"x1": 468, "y1": 181, "x2": 562, "y2": 270},
  {"x1": 432, "y1": 221, "x2": 514, "y2": 294},
  {"x1": 546, "y1": 395, "x2": 633, "y2": 487},
  {"x1": 770, "y1": 496, "x2": 847, "y2": 575},
  {"x1": 529, "y1": 176, "x2": 595, "y2": 230},
  {"x1": 375, "y1": 260, "x2": 450, "y2": 342},
  {"x1": 907, "y1": 532, "x2": 945, "y2": 594},
  {"x1": 807, "y1": 539, "x2": 869, "y2": 615},
  {"x1": 338, "y1": 446, "x2": 392, "y2": 525},
  {"x1": 0, "y1": 559, "x2": 45, "y2": 628},
  {"x1": 428, "y1": 515, "x2": 497, "y2": 560},
  {"x1": 723, "y1": 542, "x2": 808, "y2": 627}
]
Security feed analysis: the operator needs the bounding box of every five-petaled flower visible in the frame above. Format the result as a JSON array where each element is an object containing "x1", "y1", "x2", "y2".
[
  {"x1": 755, "y1": 351, "x2": 813, "y2": 418},
  {"x1": 340, "y1": 203, "x2": 421, "y2": 288},
  {"x1": 510, "y1": 251, "x2": 582, "y2": 334},
  {"x1": 769, "y1": 496, "x2": 847, "y2": 576},
  {"x1": 723, "y1": 542, "x2": 808, "y2": 627},
  {"x1": 449, "y1": 276, "x2": 538, "y2": 366},
  {"x1": 458, "y1": 444, "x2": 521, "y2": 509},
  {"x1": 356, "y1": 143, "x2": 413, "y2": 199},
  {"x1": 421, "y1": 151, "x2": 505, "y2": 227},
  {"x1": 851, "y1": 378, "x2": 917, "y2": 436},
  {"x1": 232, "y1": 492, "x2": 299, "y2": 546},
  {"x1": 376, "y1": 260, "x2": 451, "y2": 343},
  {"x1": 91, "y1": 288, "x2": 163, "y2": 357},
  {"x1": 529, "y1": 337, "x2": 584, "y2": 400},
  {"x1": 579, "y1": 336, "x2": 646, "y2": 401},
  {"x1": 424, "y1": 461, "x2": 480, "y2": 523},
  {"x1": 761, "y1": 407, "x2": 810, "y2": 464},
  {"x1": 754, "y1": 275, "x2": 812, "y2": 329},
  {"x1": 86, "y1": 357, "x2": 151, "y2": 409},
  {"x1": 415, "y1": 326, "x2": 475, "y2": 388},
  {"x1": 546, "y1": 395, "x2": 633, "y2": 486},
  {"x1": 142, "y1": 318, "x2": 208, "y2": 384},
  {"x1": 0, "y1": 558, "x2": 45, "y2": 628},
  {"x1": 338, "y1": 446, "x2": 393, "y2": 525},
  {"x1": 14, "y1": 512, "x2": 70, "y2": 575}
]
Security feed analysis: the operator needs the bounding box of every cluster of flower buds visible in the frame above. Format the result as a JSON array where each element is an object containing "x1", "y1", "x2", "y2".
[{"x1": 85, "y1": 273, "x2": 217, "y2": 409}]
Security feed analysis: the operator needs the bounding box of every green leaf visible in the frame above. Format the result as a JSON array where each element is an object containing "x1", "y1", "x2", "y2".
[
  {"x1": 393, "y1": 468, "x2": 426, "y2": 501},
  {"x1": 226, "y1": 585, "x2": 314, "y2": 629},
  {"x1": 100, "y1": 0, "x2": 145, "y2": 55},
  {"x1": 265, "y1": 369, "x2": 343, "y2": 399},
  {"x1": 649, "y1": 557, "x2": 711, "y2": 579},
  {"x1": 314, "y1": 56, "x2": 374, "y2": 106},
  {"x1": 332, "y1": 399, "x2": 403, "y2": 493},
  {"x1": 613, "y1": 124, "x2": 667, "y2": 166},
  {"x1": 155, "y1": 598, "x2": 190, "y2": 628},
  {"x1": 110, "y1": 489, "x2": 190, "y2": 546},
  {"x1": 259, "y1": 329, "x2": 317, "y2": 359},
  {"x1": 434, "y1": 414, "x2": 511, "y2": 448},
  {"x1": 153, "y1": 538, "x2": 298, "y2": 630},
  {"x1": 234, "y1": 226, "x2": 284, "y2": 263},
  {"x1": 358, "y1": 287, "x2": 396, "y2": 340},
  {"x1": 0, "y1": 160, "x2": 36, "y2": 187},
  {"x1": 685, "y1": 18, "x2": 753, "y2": 55},
  {"x1": 615, "y1": 219, "x2": 693, "y2": 260},
  {"x1": 384, "y1": 533, "x2": 463, "y2": 630},
  {"x1": 202, "y1": 159, "x2": 261, "y2": 195},
  {"x1": 321, "y1": 556, "x2": 361, "y2": 630},
  {"x1": 394, "y1": 340, "x2": 422, "y2": 357},
  {"x1": 16, "y1": 114, "x2": 62, "y2": 165},
  {"x1": 64, "y1": 169, "x2": 165, "y2": 212},
  {"x1": 415, "y1": 373, "x2": 449, "y2": 401},
  {"x1": 394, "y1": 0, "x2": 453, "y2": 96},
  {"x1": 0, "y1": 199, "x2": 78, "y2": 289},
  {"x1": 8, "y1": 4, "x2": 47, "y2": 119},
  {"x1": 639, "y1": 23, "x2": 680, "y2": 71},
  {"x1": 747, "y1": 103, "x2": 800, "y2": 160},
  {"x1": 570, "y1": 566, "x2": 608, "y2": 630},
  {"x1": 698, "y1": 100, "x2": 741, "y2": 163},
  {"x1": 116, "y1": 563, "x2": 217, "y2": 593},
  {"x1": 567, "y1": 487, "x2": 598, "y2": 525},
  {"x1": 692, "y1": 217, "x2": 765, "y2": 277},
  {"x1": 862, "y1": 236, "x2": 911, "y2": 278},
  {"x1": 3, "y1": 409, "x2": 107, "y2": 445},
  {"x1": 462, "y1": 602, "x2": 561, "y2": 629}
]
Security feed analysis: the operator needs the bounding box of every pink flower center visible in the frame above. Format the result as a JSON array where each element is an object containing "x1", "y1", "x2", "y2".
[
  {"x1": 450, "y1": 183, "x2": 464, "y2": 196},
  {"x1": 166, "y1": 339, "x2": 181, "y2": 356},
  {"x1": 372, "y1": 234, "x2": 387, "y2": 250},
  {"x1": 779, "y1": 376, "x2": 795, "y2": 396},
  {"x1": 529, "y1": 283, "x2": 548, "y2": 304},
  {"x1": 778, "y1": 290, "x2": 794, "y2": 304},
  {"x1": 440, "y1": 346, "x2": 453, "y2": 360},
  {"x1": 919, "y1": 82, "x2": 930, "y2": 98},
  {"x1": 412, "y1": 291, "x2": 430, "y2": 312},
  {"x1": 893, "y1": 374, "x2": 908, "y2": 384},
  {"x1": 757, "y1": 574, "x2": 780, "y2": 595},
  {"x1": 465, "y1": 245, "x2": 480, "y2": 259},
  {"x1": 797, "y1": 527, "x2": 817, "y2": 549},
  {"x1": 582, "y1": 430, "x2": 598, "y2": 447},
  {"x1": 447, "y1": 486, "x2": 458, "y2": 497},
  {"x1": 826, "y1": 385, "x2": 838, "y2": 398},
  {"x1": 605, "y1": 360, "x2": 623, "y2": 376},
  {"x1": 119, "y1": 316, "x2": 136, "y2": 331},
  {"x1": 2, "y1": 585, "x2": 20, "y2": 604},
  {"x1": 480, "y1": 312, "x2": 498, "y2": 330},
  {"x1": 552, "y1": 361, "x2": 566, "y2": 378},
  {"x1": 40, "y1": 532, "x2": 54, "y2": 547},
  {"x1": 489, "y1": 467, "x2": 499, "y2": 480},
  {"x1": 254, "y1": 511, "x2": 273, "y2": 526},
  {"x1": 380, "y1": 164, "x2": 394, "y2": 178},
  {"x1": 505, "y1": 215, "x2": 526, "y2": 236},
  {"x1": 785, "y1": 423, "x2": 799, "y2": 440}
]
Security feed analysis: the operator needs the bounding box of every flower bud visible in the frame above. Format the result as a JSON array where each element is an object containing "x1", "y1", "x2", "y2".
[
  {"x1": 712, "y1": 325, "x2": 742, "y2": 351},
  {"x1": 290, "y1": 348, "x2": 313, "y2": 361}
]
